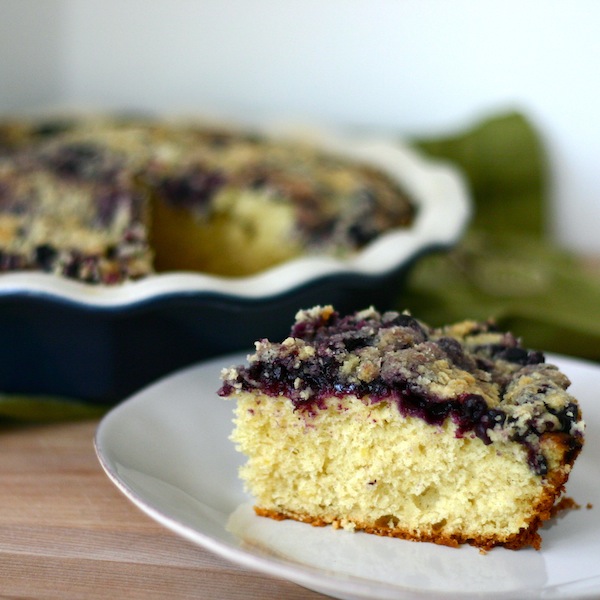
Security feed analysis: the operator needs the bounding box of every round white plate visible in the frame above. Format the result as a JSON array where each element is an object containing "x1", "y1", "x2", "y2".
[{"x1": 95, "y1": 352, "x2": 600, "y2": 599}]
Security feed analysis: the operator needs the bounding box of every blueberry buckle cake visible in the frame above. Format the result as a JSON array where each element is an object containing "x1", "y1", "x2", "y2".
[
  {"x1": 219, "y1": 305, "x2": 585, "y2": 551},
  {"x1": 0, "y1": 116, "x2": 415, "y2": 282}
]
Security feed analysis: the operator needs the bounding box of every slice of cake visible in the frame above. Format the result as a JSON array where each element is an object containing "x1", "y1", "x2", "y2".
[{"x1": 219, "y1": 305, "x2": 585, "y2": 551}]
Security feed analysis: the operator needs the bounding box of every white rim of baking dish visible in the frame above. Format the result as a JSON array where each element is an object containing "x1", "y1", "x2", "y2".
[{"x1": 0, "y1": 127, "x2": 471, "y2": 308}]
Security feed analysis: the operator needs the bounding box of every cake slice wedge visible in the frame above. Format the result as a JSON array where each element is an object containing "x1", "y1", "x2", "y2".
[{"x1": 218, "y1": 305, "x2": 585, "y2": 551}]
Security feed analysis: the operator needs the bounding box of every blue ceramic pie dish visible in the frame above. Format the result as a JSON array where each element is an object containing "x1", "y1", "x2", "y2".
[{"x1": 0, "y1": 131, "x2": 471, "y2": 404}]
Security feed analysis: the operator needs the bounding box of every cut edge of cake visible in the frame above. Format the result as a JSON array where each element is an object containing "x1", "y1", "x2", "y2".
[{"x1": 219, "y1": 305, "x2": 585, "y2": 551}]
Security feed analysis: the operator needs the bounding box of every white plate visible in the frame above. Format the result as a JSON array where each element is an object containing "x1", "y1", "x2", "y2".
[{"x1": 95, "y1": 352, "x2": 600, "y2": 599}]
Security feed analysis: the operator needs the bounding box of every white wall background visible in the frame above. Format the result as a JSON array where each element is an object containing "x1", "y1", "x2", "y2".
[{"x1": 1, "y1": 0, "x2": 599, "y2": 253}]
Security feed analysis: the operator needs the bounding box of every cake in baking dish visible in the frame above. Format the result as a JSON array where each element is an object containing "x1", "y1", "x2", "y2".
[
  {"x1": 0, "y1": 123, "x2": 153, "y2": 283},
  {"x1": 219, "y1": 305, "x2": 585, "y2": 551},
  {"x1": 0, "y1": 116, "x2": 415, "y2": 282}
]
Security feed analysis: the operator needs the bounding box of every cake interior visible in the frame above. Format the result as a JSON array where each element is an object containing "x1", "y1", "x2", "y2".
[{"x1": 231, "y1": 391, "x2": 573, "y2": 550}]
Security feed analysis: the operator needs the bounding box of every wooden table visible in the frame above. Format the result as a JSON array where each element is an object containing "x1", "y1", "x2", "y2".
[{"x1": 0, "y1": 419, "x2": 328, "y2": 599}]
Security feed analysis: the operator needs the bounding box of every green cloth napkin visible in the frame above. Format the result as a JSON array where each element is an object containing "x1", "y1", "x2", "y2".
[
  {"x1": 0, "y1": 394, "x2": 108, "y2": 423},
  {"x1": 403, "y1": 111, "x2": 600, "y2": 362}
]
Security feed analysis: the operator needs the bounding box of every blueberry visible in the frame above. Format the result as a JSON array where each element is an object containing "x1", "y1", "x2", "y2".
[
  {"x1": 462, "y1": 394, "x2": 487, "y2": 421},
  {"x1": 157, "y1": 167, "x2": 225, "y2": 209},
  {"x1": 44, "y1": 143, "x2": 103, "y2": 178},
  {"x1": 34, "y1": 244, "x2": 58, "y2": 270},
  {"x1": 343, "y1": 332, "x2": 373, "y2": 351},
  {"x1": 437, "y1": 337, "x2": 475, "y2": 370},
  {"x1": 347, "y1": 222, "x2": 377, "y2": 247},
  {"x1": 550, "y1": 402, "x2": 580, "y2": 431}
]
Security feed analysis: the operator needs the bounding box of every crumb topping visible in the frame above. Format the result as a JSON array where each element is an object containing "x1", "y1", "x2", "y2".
[{"x1": 219, "y1": 305, "x2": 585, "y2": 476}]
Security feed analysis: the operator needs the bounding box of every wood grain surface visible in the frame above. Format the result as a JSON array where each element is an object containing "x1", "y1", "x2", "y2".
[{"x1": 0, "y1": 420, "x2": 328, "y2": 599}]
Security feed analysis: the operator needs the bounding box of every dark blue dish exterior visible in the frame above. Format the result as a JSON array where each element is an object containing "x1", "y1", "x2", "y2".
[{"x1": 0, "y1": 259, "x2": 423, "y2": 405}]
